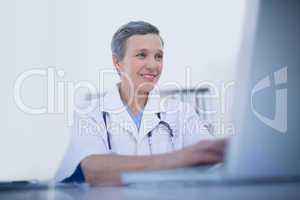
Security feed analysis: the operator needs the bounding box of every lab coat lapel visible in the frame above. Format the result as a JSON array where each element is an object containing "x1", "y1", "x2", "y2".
[
  {"x1": 138, "y1": 113, "x2": 160, "y2": 142},
  {"x1": 138, "y1": 90, "x2": 165, "y2": 142},
  {"x1": 101, "y1": 84, "x2": 138, "y2": 137}
]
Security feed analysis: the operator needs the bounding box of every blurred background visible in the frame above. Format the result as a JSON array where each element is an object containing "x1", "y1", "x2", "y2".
[{"x1": 6, "y1": 0, "x2": 245, "y2": 85}]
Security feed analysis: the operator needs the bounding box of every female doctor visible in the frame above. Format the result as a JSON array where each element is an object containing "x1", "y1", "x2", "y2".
[{"x1": 56, "y1": 21, "x2": 226, "y2": 186}]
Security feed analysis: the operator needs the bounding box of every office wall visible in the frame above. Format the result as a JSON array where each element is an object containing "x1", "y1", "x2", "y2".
[{"x1": 4, "y1": 0, "x2": 245, "y2": 86}]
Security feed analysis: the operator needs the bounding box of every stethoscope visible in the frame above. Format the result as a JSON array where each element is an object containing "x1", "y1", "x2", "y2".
[{"x1": 102, "y1": 112, "x2": 174, "y2": 154}]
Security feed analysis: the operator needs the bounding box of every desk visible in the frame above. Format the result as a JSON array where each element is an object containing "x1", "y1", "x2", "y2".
[{"x1": 0, "y1": 182, "x2": 299, "y2": 200}]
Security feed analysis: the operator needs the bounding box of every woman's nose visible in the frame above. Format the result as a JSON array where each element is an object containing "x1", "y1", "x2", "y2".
[{"x1": 146, "y1": 57, "x2": 159, "y2": 69}]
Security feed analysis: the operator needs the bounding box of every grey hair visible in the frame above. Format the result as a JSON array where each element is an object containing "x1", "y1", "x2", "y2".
[{"x1": 111, "y1": 21, "x2": 164, "y2": 61}]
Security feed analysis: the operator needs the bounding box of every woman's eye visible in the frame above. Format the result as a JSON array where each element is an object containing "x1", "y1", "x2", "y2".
[
  {"x1": 136, "y1": 53, "x2": 146, "y2": 58},
  {"x1": 155, "y1": 54, "x2": 163, "y2": 61}
]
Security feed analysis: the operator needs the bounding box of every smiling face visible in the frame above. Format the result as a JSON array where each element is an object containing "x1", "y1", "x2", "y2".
[{"x1": 113, "y1": 34, "x2": 163, "y2": 94}]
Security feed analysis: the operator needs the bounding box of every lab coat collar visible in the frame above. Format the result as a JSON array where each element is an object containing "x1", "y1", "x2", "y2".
[
  {"x1": 100, "y1": 83, "x2": 166, "y2": 114},
  {"x1": 100, "y1": 84, "x2": 136, "y2": 137},
  {"x1": 100, "y1": 84, "x2": 126, "y2": 114}
]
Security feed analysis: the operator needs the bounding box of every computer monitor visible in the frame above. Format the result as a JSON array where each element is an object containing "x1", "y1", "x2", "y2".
[{"x1": 226, "y1": 0, "x2": 300, "y2": 178}]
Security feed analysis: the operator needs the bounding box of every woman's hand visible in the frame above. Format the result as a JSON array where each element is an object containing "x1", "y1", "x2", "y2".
[{"x1": 180, "y1": 139, "x2": 227, "y2": 166}]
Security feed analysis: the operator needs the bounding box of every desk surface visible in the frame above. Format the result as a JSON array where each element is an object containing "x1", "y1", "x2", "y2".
[{"x1": 0, "y1": 182, "x2": 300, "y2": 200}]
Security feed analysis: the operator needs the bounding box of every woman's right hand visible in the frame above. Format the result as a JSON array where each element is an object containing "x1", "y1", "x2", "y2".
[{"x1": 180, "y1": 139, "x2": 227, "y2": 166}]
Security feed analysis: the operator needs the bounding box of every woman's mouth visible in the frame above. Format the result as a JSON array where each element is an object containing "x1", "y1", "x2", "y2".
[{"x1": 140, "y1": 73, "x2": 157, "y2": 81}]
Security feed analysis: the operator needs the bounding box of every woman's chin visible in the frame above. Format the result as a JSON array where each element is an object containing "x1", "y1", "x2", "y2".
[
  {"x1": 137, "y1": 81, "x2": 157, "y2": 92},
  {"x1": 137, "y1": 85, "x2": 155, "y2": 95}
]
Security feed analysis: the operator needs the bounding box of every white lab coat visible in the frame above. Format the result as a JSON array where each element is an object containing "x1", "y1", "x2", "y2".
[{"x1": 55, "y1": 84, "x2": 212, "y2": 182}]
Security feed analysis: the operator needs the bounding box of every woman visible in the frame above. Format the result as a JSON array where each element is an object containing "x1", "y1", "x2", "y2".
[{"x1": 56, "y1": 21, "x2": 226, "y2": 186}]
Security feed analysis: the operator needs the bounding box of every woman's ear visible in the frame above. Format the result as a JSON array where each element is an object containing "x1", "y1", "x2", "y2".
[
  {"x1": 112, "y1": 55, "x2": 120, "y2": 69},
  {"x1": 112, "y1": 55, "x2": 123, "y2": 76}
]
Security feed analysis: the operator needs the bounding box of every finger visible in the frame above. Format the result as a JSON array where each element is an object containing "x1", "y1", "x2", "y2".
[
  {"x1": 190, "y1": 139, "x2": 227, "y2": 160},
  {"x1": 197, "y1": 152, "x2": 224, "y2": 165},
  {"x1": 211, "y1": 138, "x2": 227, "y2": 149},
  {"x1": 202, "y1": 139, "x2": 227, "y2": 154}
]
